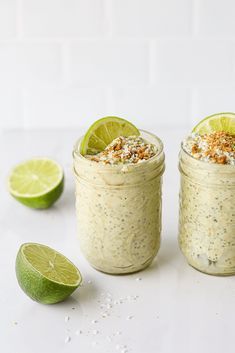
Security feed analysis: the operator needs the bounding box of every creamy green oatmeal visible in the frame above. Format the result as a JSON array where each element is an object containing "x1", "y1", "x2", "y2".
[
  {"x1": 179, "y1": 131, "x2": 235, "y2": 275},
  {"x1": 73, "y1": 131, "x2": 165, "y2": 274}
]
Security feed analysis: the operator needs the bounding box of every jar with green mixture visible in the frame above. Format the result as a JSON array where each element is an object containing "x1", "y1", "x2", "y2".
[
  {"x1": 73, "y1": 117, "x2": 165, "y2": 274},
  {"x1": 179, "y1": 126, "x2": 235, "y2": 276}
]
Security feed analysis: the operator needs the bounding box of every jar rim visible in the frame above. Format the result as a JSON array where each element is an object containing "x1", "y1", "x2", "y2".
[{"x1": 73, "y1": 129, "x2": 164, "y2": 171}]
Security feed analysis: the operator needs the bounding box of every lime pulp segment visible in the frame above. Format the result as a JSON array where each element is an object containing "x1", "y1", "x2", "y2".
[
  {"x1": 22, "y1": 243, "x2": 81, "y2": 285},
  {"x1": 8, "y1": 158, "x2": 63, "y2": 197}
]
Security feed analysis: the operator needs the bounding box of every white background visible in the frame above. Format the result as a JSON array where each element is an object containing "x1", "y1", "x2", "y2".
[
  {"x1": 1, "y1": 0, "x2": 235, "y2": 130},
  {"x1": 1, "y1": 2, "x2": 235, "y2": 353}
]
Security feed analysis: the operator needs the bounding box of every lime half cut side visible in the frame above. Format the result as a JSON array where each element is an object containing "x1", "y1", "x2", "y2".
[
  {"x1": 16, "y1": 243, "x2": 82, "y2": 304},
  {"x1": 8, "y1": 158, "x2": 64, "y2": 209},
  {"x1": 80, "y1": 116, "x2": 140, "y2": 155},
  {"x1": 193, "y1": 112, "x2": 235, "y2": 135}
]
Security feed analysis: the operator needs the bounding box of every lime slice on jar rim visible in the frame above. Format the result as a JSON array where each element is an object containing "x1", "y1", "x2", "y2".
[
  {"x1": 193, "y1": 112, "x2": 235, "y2": 135},
  {"x1": 79, "y1": 116, "x2": 140, "y2": 155}
]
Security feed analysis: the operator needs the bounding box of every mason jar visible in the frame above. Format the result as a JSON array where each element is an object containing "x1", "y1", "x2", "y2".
[
  {"x1": 73, "y1": 130, "x2": 165, "y2": 274},
  {"x1": 178, "y1": 145, "x2": 235, "y2": 275}
]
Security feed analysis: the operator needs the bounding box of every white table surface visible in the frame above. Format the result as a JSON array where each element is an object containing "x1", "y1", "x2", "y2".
[{"x1": 1, "y1": 127, "x2": 235, "y2": 353}]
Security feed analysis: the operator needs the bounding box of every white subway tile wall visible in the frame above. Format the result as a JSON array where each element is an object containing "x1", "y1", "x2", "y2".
[
  {"x1": 0, "y1": 0, "x2": 235, "y2": 129},
  {"x1": 68, "y1": 40, "x2": 150, "y2": 85},
  {"x1": 0, "y1": 0, "x2": 17, "y2": 39},
  {"x1": 22, "y1": 0, "x2": 108, "y2": 38}
]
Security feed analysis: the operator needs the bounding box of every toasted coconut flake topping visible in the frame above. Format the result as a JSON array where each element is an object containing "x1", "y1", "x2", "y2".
[
  {"x1": 85, "y1": 136, "x2": 157, "y2": 165},
  {"x1": 183, "y1": 131, "x2": 235, "y2": 164}
]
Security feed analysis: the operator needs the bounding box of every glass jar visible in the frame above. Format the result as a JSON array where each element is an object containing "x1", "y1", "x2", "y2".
[
  {"x1": 178, "y1": 145, "x2": 235, "y2": 275},
  {"x1": 73, "y1": 130, "x2": 165, "y2": 274}
]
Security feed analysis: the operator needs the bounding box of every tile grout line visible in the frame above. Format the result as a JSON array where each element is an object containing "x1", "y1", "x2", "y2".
[
  {"x1": 149, "y1": 39, "x2": 156, "y2": 86},
  {"x1": 191, "y1": 0, "x2": 199, "y2": 39},
  {"x1": 16, "y1": 0, "x2": 23, "y2": 40}
]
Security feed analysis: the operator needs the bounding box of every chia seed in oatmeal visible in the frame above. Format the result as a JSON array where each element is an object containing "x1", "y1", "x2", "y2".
[
  {"x1": 85, "y1": 136, "x2": 157, "y2": 165},
  {"x1": 73, "y1": 130, "x2": 165, "y2": 274},
  {"x1": 183, "y1": 131, "x2": 235, "y2": 165},
  {"x1": 179, "y1": 129, "x2": 235, "y2": 275}
]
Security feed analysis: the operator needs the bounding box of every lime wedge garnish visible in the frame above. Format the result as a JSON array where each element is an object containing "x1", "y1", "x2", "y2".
[
  {"x1": 80, "y1": 116, "x2": 140, "y2": 155},
  {"x1": 193, "y1": 112, "x2": 235, "y2": 135},
  {"x1": 15, "y1": 243, "x2": 82, "y2": 304},
  {"x1": 8, "y1": 158, "x2": 64, "y2": 209}
]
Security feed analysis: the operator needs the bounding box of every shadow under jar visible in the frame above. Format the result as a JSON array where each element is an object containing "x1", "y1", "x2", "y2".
[
  {"x1": 73, "y1": 130, "x2": 165, "y2": 274},
  {"x1": 178, "y1": 145, "x2": 235, "y2": 276}
]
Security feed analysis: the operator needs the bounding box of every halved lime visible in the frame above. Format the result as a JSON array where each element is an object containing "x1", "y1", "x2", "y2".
[
  {"x1": 80, "y1": 116, "x2": 140, "y2": 155},
  {"x1": 15, "y1": 243, "x2": 82, "y2": 304},
  {"x1": 193, "y1": 112, "x2": 235, "y2": 135},
  {"x1": 8, "y1": 158, "x2": 64, "y2": 209}
]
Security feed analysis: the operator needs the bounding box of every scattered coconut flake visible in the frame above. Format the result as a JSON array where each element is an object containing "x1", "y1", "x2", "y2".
[
  {"x1": 64, "y1": 316, "x2": 70, "y2": 323},
  {"x1": 117, "y1": 299, "x2": 123, "y2": 304},
  {"x1": 126, "y1": 315, "x2": 133, "y2": 320},
  {"x1": 136, "y1": 277, "x2": 142, "y2": 281},
  {"x1": 64, "y1": 336, "x2": 71, "y2": 344},
  {"x1": 75, "y1": 330, "x2": 83, "y2": 335},
  {"x1": 91, "y1": 319, "x2": 98, "y2": 324},
  {"x1": 92, "y1": 330, "x2": 99, "y2": 335}
]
